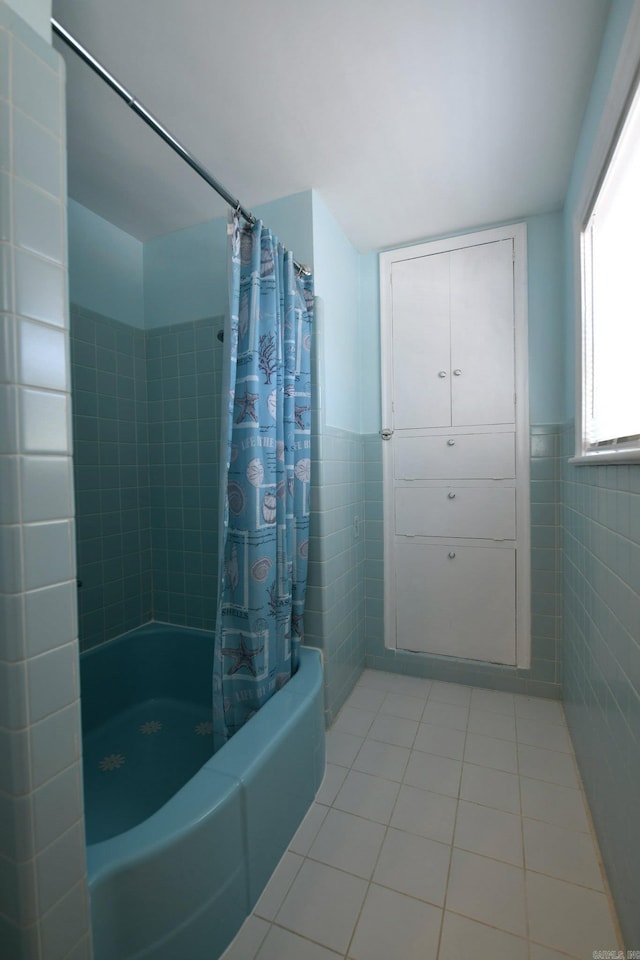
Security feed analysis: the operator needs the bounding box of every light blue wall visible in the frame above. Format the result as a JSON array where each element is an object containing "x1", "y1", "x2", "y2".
[
  {"x1": 68, "y1": 198, "x2": 144, "y2": 327},
  {"x1": 4, "y1": 0, "x2": 49, "y2": 39},
  {"x1": 311, "y1": 191, "x2": 362, "y2": 434},
  {"x1": 526, "y1": 212, "x2": 564, "y2": 424},
  {"x1": 144, "y1": 190, "x2": 314, "y2": 329}
]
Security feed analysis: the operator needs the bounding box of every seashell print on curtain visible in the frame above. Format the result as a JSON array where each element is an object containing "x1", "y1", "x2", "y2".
[{"x1": 213, "y1": 214, "x2": 313, "y2": 748}]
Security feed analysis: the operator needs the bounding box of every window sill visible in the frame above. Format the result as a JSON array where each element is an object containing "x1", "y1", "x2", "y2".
[{"x1": 569, "y1": 448, "x2": 640, "y2": 466}]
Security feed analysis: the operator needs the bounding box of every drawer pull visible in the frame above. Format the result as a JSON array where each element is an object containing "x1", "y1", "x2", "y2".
[
  {"x1": 448, "y1": 552, "x2": 456, "y2": 559},
  {"x1": 447, "y1": 492, "x2": 456, "y2": 499},
  {"x1": 438, "y1": 370, "x2": 447, "y2": 378},
  {"x1": 447, "y1": 439, "x2": 455, "y2": 446}
]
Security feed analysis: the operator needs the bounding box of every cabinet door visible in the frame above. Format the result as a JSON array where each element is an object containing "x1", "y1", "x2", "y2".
[
  {"x1": 391, "y1": 254, "x2": 450, "y2": 429},
  {"x1": 450, "y1": 240, "x2": 515, "y2": 426},
  {"x1": 394, "y1": 431, "x2": 516, "y2": 480},
  {"x1": 395, "y1": 486, "x2": 516, "y2": 540},
  {"x1": 395, "y1": 542, "x2": 516, "y2": 664}
]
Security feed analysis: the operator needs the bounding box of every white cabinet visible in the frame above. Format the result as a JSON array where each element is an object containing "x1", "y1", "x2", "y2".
[{"x1": 381, "y1": 224, "x2": 530, "y2": 668}]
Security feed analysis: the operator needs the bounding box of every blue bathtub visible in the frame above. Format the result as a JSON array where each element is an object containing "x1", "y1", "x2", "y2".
[{"x1": 80, "y1": 623, "x2": 325, "y2": 960}]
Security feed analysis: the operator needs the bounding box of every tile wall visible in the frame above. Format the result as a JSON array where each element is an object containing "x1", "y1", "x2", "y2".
[
  {"x1": 362, "y1": 426, "x2": 563, "y2": 699},
  {"x1": 561, "y1": 422, "x2": 640, "y2": 946},
  {"x1": 146, "y1": 316, "x2": 223, "y2": 630},
  {"x1": 70, "y1": 305, "x2": 151, "y2": 650},
  {"x1": 70, "y1": 310, "x2": 225, "y2": 650},
  {"x1": 0, "y1": 3, "x2": 91, "y2": 956}
]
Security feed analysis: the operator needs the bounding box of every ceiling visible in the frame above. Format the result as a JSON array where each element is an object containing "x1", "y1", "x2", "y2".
[{"x1": 52, "y1": 0, "x2": 611, "y2": 251}]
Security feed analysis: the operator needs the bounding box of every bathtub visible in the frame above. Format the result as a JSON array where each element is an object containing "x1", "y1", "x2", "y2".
[{"x1": 80, "y1": 622, "x2": 325, "y2": 960}]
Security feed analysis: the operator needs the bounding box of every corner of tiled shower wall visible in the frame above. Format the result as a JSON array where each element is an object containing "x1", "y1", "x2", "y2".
[
  {"x1": 561, "y1": 420, "x2": 640, "y2": 946},
  {"x1": 0, "y1": 4, "x2": 92, "y2": 957},
  {"x1": 362, "y1": 425, "x2": 563, "y2": 698},
  {"x1": 70, "y1": 310, "x2": 224, "y2": 649},
  {"x1": 70, "y1": 304, "x2": 151, "y2": 651}
]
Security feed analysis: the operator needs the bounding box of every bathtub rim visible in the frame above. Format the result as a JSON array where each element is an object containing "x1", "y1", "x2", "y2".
[{"x1": 86, "y1": 642, "x2": 324, "y2": 889}]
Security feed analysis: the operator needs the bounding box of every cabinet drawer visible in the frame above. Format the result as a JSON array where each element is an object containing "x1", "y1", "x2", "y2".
[
  {"x1": 395, "y1": 432, "x2": 515, "y2": 480},
  {"x1": 395, "y1": 541, "x2": 516, "y2": 664},
  {"x1": 395, "y1": 485, "x2": 516, "y2": 539}
]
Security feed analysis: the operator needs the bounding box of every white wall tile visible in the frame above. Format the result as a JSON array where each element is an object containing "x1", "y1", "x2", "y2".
[
  {"x1": 20, "y1": 456, "x2": 72, "y2": 522},
  {"x1": 0, "y1": 454, "x2": 20, "y2": 522},
  {"x1": 18, "y1": 319, "x2": 68, "y2": 390},
  {"x1": 19, "y1": 387, "x2": 69, "y2": 454},
  {"x1": 22, "y1": 519, "x2": 72, "y2": 589},
  {"x1": 27, "y1": 641, "x2": 77, "y2": 724},
  {"x1": 15, "y1": 250, "x2": 65, "y2": 327},
  {"x1": 24, "y1": 581, "x2": 76, "y2": 657}
]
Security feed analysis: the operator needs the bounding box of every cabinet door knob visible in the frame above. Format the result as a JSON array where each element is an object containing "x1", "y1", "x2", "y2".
[
  {"x1": 447, "y1": 492, "x2": 456, "y2": 499},
  {"x1": 448, "y1": 551, "x2": 456, "y2": 559},
  {"x1": 447, "y1": 439, "x2": 455, "y2": 446},
  {"x1": 453, "y1": 368, "x2": 462, "y2": 376},
  {"x1": 438, "y1": 370, "x2": 447, "y2": 378}
]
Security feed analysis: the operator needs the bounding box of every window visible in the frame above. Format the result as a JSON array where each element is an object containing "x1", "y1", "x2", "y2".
[{"x1": 578, "y1": 72, "x2": 640, "y2": 461}]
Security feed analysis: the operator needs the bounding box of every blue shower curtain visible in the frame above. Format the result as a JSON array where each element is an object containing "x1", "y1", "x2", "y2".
[{"x1": 213, "y1": 214, "x2": 314, "y2": 748}]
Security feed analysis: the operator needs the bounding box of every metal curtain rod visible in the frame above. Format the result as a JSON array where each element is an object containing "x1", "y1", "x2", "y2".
[{"x1": 51, "y1": 17, "x2": 311, "y2": 276}]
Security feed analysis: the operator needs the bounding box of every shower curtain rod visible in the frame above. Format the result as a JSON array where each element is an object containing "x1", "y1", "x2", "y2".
[{"x1": 51, "y1": 17, "x2": 311, "y2": 276}]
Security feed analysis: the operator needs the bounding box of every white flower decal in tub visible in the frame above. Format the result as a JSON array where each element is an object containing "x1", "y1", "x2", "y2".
[
  {"x1": 195, "y1": 721, "x2": 213, "y2": 736},
  {"x1": 139, "y1": 720, "x2": 162, "y2": 735},
  {"x1": 99, "y1": 754, "x2": 125, "y2": 771}
]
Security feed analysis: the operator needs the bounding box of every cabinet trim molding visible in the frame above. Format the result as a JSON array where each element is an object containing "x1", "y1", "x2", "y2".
[{"x1": 379, "y1": 222, "x2": 531, "y2": 669}]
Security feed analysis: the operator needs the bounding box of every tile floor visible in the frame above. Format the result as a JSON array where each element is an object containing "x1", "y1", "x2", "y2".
[{"x1": 221, "y1": 669, "x2": 623, "y2": 960}]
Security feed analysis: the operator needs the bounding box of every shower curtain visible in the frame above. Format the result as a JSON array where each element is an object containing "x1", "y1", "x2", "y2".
[{"x1": 213, "y1": 214, "x2": 314, "y2": 748}]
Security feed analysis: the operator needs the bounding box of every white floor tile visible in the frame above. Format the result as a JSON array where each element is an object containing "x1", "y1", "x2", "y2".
[
  {"x1": 352, "y1": 738, "x2": 410, "y2": 782},
  {"x1": 345, "y1": 686, "x2": 387, "y2": 713},
  {"x1": 428, "y1": 680, "x2": 473, "y2": 706},
  {"x1": 356, "y1": 669, "x2": 394, "y2": 691},
  {"x1": 386, "y1": 673, "x2": 432, "y2": 698},
  {"x1": 348, "y1": 883, "x2": 442, "y2": 960},
  {"x1": 275, "y1": 859, "x2": 368, "y2": 955},
  {"x1": 254, "y1": 852, "x2": 304, "y2": 920},
  {"x1": 454, "y1": 799, "x2": 523, "y2": 866},
  {"x1": 517, "y1": 743, "x2": 579, "y2": 788},
  {"x1": 289, "y1": 803, "x2": 328, "y2": 855},
  {"x1": 333, "y1": 769, "x2": 400, "y2": 824},
  {"x1": 446, "y1": 848, "x2": 527, "y2": 936},
  {"x1": 514, "y1": 695, "x2": 564, "y2": 724},
  {"x1": 529, "y1": 944, "x2": 579, "y2": 960},
  {"x1": 523, "y1": 818, "x2": 604, "y2": 890},
  {"x1": 316, "y1": 763, "x2": 348, "y2": 806},
  {"x1": 459, "y1": 762, "x2": 521, "y2": 814},
  {"x1": 413, "y1": 722, "x2": 466, "y2": 760},
  {"x1": 519, "y1": 776, "x2": 589, "y2": 832},
  {"x1": 220, "y1": 915, "x2": 270, "y2": 960},
  {"x1": 516, "y1": 716, "x2": 572, "y2": 753},
  {"x1": 367, "y1": 713, "x2": 418, "y2": 748},
  {"x1": 372, "y1": 827, "x2": 450, "y2": 906},
  {"x1": 470, "y1": 687, "x2": 516, "y2": 716},
  {"x1": 325, "y1": 730, "x2": 364, "y2": 767},
  {"x1": 404, "y1": 750, "x2": 462, "y2": 798},
  {"x1": 308, "y1": 808, "x2": 386, "y2": 879},
  {"x1": 333, "y1": 707, "x2": 376, "y2": 738},
  {"x1": 467, "y1": 707, "x2": 516, "y2": 741},
  {"x1": 464, "y1": 732, "x2": 518, "y2": 773},
  {"x1": 438, "y1": 911, "x2": 528, "y2": 960},
  {"x1": 256, "y1": 926, "x2": 342, "y2": 960},
  {"x1": 422, "y1": 699, "x2": 469, "y2": 731},
  {"x1": 379, "y1": 691, "x2": 425, "y2": 720},
  {"x1": 526, "y1": 870, "x2": 619, "y2": 957},
  {"x1": 390, "y1": 783, "x2": 457, "y2": 845}
]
